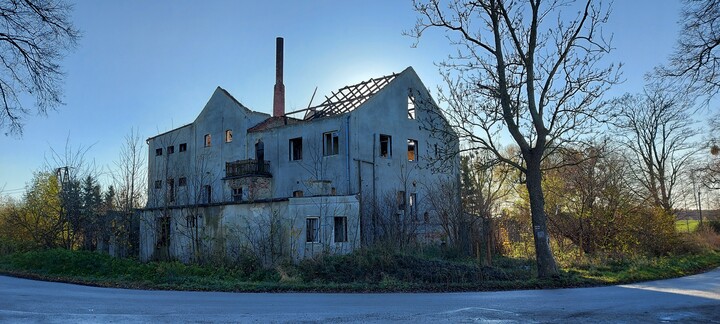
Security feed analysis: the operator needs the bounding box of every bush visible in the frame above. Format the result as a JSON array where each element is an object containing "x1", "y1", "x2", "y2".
[
  {"x1": 698, "y1": 220, "x2": 720, "y2": 234},
  {"x1": 297, "y1": 247, "x2": 529, "y2": 284},
  {"x1": 675, "y1": 227, "x2": 720, "y2": 254}
]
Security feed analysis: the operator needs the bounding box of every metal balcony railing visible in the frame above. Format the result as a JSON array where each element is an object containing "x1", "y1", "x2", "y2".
[{"x1": 225, "y1": 159, "x2": 271, "y2": 178}]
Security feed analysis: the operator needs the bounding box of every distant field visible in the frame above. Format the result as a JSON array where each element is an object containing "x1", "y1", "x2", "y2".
[{"x1": 676, "y1": 220, "x2": 700, "y2": 233}]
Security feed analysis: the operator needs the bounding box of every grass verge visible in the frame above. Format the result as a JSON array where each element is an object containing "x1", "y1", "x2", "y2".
[{"x1": 1, "y1": 248, "x2": 719, "y2": 292}]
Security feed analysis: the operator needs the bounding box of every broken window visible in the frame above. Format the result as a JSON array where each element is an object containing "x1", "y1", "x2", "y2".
[
  {"x1": 225, "y1": 130, "x2": 233, "y2": 143},
  {"x1": 397, "y1": 190, "x2": 406, "y2": 210},
  {"x1": 306, "y1": 217, "x2": 320, "y2": 243},
  {"x1": 408, "y1": 94, "x2": 416, "y2": 119},
  {"x1": 289, "y1": 137, "x2": 303, "y2": 161},
  {"x1": 204, "y1": 185, "x2": 212, "y2": 204},
  {"x1": 179, "y1": 143, "x2": 187, "y2": 152},
  {"x1": 293, "y1": 190, "x2": 304, "y2": 197},
  {"x1": 407, "y1": 139, "x2": 418, "y2": 162},
  {"x1": 409, "y1": 193, "x2": 417, "y2": 221},
  {"x1": 380, "y1": 134, "x2": 392, "y2": 158},
  {"x1": 167, "y1": 178, "x2": 175, "y2": 202},
  {"x1": 232, "y1": 188, "x2": 242, "y2": 202},
  {"x1": 323, "y1": 131, "x2": 339, "y2": 156},
  {"x1": 156, "y1": 216, "x2": 170, "y2": 248},
  {"x1": 178, "y1": 177, "x2": 187, "y2": 187},
  {"x1": 167, "y1": 146, "x2": 174, "y2": 154},
  {"x1": 334, "y1": 216, "x2": 348, "y2": 243},
  {"x1": 204, "y1": 134, "x2": 211, "y2": 147},
  {"x1": 154, "y1": 180, "x2": 162, "y2": 189},
  {"x1": 155, "y1": 148, "x2": 162, "y2": 156}
]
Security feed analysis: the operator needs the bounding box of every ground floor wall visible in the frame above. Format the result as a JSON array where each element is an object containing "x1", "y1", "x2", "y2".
[{"x1": 138, "y1": 195, "x2": 360, "y2": 263}]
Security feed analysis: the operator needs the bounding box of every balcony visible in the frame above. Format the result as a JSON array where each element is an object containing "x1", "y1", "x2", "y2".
[{"x1": 225, "y1": 159, "x2": 271, "y2": 178}]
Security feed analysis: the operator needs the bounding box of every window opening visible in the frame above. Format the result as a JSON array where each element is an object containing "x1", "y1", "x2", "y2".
[
  {"x1": 232, "y1": 188, "x2": 243, "y2": 202},
  {"x1": 156, "y1": 216, "x2": 170, "y2": 248},
  {"x1": 225, "y1": 130, "x2": 233, "y2": 143},
  {"x1": 178, "y1": 177, "x2": 187, "y2": 187},
  {"x1": 293, "y1": 190, "x2": 304, "y2": 197},
  {"x1": 408, "y1": 94, "x2": 416, "y2": 119},
  {"x1": 409, "y1": 193, "x2": 417, "y2": 220},
  {"x1": 186, "y1": 214, "x2": 197, "y2": 228},
  {"x1": 289, "y1": 137, "x2": 303, "y2": 161},
  {"x1": 323, "y1": 131, "x2": 339, "y2": 156},
  {"x1": 167, "y1": 178, "x2": 175, "y2": 202},
  {"x1": 407, "y1": 139, "x2": 418, "y2": 162},
  {"x1": 380, "y1": 134, "x2": 392, "y2": 158},
  {"x1": 167, "y1": 146, "x2": 174, "y2": 154},
  {"x1": 179, "y1": 143, "x2": 187, "y2": 152},
  {"x1": 204, "y1": 185, "x2": 212, "y2": 204},
  {"x1": 334, "y1": 217, "x2": 348, "y2": 243},
  {"x1": 154, "y1": 180, "x2": 162, "y2": 189},
  {"x1": 155, "y1": 148, "x2": 162, "y2": 156},
  {"x1": 306, "y1": 217, "x2": 320, "y2": 243},
  {"x1": 397, "y1": 190, "x2": 406, "y2": 210},
  {"x1": 204, "y1": 134, "x2": 211, "y2": 147}
]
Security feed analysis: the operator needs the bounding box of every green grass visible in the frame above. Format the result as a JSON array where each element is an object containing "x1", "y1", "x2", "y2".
[
  {"x1": 1, "y1": 248, "x2": 719, "y2": 292},
  {"x1": 676, "y1": 220, "x2": 700, "y2": 233}
]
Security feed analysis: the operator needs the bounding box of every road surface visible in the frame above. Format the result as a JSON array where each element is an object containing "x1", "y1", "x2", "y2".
[{"x1": 1, "y1": 268, "x2": 719, "y2": 323}]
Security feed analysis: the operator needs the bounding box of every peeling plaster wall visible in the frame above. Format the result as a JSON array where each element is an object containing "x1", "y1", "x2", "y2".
[{"x1": 139, "y1": 195, "x2": 359, "y2": 262}]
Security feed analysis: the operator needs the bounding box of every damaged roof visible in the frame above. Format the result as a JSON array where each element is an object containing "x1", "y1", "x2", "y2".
[{"x1": 286, "y1": 72, "x2": 399, "y2": 120}]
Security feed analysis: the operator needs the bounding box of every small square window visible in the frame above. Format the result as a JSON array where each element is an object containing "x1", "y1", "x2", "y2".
[
  {"x1": 225, "y1": 130, "x2": 233, "y2": 143},
  {"x1": 179, "y1": 143, "x2": 187, "y2": 152},
  {"x1": 289, "y1": 137, "x2": 303, "y2": 161},
  {"x1": 380, "y1": 134, "x2": 392, "y2": 158},
  {"x1": 155, "y1": 148, "x2": 163, "y2": 156},
  {"x1": 323, "y1": 131, "x2": 339, "y2": 156},
  {"x1": 306, "y1": 217, "x2": 320, "y2": 243},
  {"x1": 334, "y1": 216, "x2": 348, "y2": 243},
  {"x1": 232, "y1": 188, "x2": 242, "y2": 202},
  {"x1": 204, "y1": 134, "x2": 211, "y2": 147},
  {"x1": 167, "y1": 145, "x2": 175, "y2": 154},
  {"x1": 293, "y1": 190, "x2": 304, "y2": 197},
  {"x1": 178, "y1": 177, "x2": 187, "y2": 187},
  {"x1": 407, "y1": 139, "x2": 418, "y2": 162},
  {"x1": 154, "y1": 180, "x2": 162, "y2": 189}
]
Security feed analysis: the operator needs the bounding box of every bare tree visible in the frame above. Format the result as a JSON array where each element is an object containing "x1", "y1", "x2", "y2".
[
  {"x1": 409, "y1": 0, "x2": 618, "y2": 277},
  {"x1": 460, "y1": 150, "x2": 513, "y2": 265},
  {"x1": 660, "y1": 0, "x2": 720, "y2": 99},
  {"x1": 111, "y1": 128, "x2": 147, "y2": 257},
  {"x1": 0, "y1": 0, "x2": 80, "y2": 136},
  {"x1": 611, "y1": 86, "x2": 700, "y2": 213}
]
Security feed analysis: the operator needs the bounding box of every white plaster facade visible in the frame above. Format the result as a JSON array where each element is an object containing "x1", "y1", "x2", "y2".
[{"x1": 139, "y1": 66, "x2": 459, "y2": 262}]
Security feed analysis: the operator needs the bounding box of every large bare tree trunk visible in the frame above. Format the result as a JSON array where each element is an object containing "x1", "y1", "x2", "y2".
[{"x1": 525, "y1": 157, "x2": 558, "y2": 277}]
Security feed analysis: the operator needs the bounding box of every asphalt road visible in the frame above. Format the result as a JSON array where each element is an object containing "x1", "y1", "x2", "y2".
[{"x1": 1, "y1": 268, "x2": 719, "y2": 323}]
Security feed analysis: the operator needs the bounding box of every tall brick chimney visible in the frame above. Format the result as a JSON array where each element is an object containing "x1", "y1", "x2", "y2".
[{"x1": 273, "y1": 37, "x2": 285, "y2": 117}]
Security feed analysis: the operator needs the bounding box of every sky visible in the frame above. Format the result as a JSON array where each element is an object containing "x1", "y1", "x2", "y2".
[{"x1": 0, "y1": 0, "x2": 684, "y2": 198}]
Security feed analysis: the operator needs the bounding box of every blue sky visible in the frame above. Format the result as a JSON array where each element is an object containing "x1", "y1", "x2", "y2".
[{"x1": 0, "y1": 1, "x2": 683, "y2": 198}]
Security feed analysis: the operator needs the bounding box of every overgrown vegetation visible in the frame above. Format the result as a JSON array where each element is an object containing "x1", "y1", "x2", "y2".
[{"x1": 1, "y1": 229, "x2": 719, "y2": 292}]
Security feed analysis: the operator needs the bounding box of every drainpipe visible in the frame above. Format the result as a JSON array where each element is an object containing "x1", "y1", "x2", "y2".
[{"x1": 346, "y1": 115, "x2": 351, "y2": 194}]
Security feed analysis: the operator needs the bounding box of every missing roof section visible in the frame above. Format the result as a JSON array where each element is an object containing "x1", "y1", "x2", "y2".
[{"x1": 286, "y1": 72, "x2": 398, "y2": 120}]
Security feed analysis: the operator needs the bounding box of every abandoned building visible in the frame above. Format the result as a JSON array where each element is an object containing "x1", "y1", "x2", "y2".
[{"x1": 139, "y1": 38, "x2": 460, "y2": 262}]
